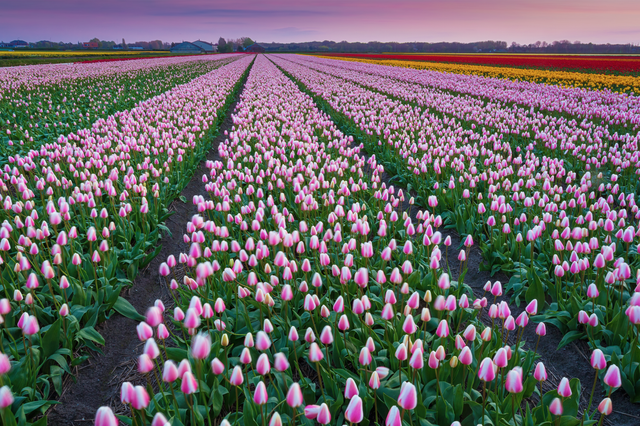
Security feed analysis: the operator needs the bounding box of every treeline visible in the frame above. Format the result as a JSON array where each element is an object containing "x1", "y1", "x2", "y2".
[
  {"x1": 261, "y1": 40, "x2": 640, "y2": 54},
  {"x1": 28, "y1": 38, "x2": 171, "y2": 50},
  {"x1": 216, "y1": 37, "x2": 255, "y2": 53}
]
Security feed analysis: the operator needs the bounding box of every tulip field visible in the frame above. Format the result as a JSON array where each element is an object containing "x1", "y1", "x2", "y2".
[{"x1": 0, "y1": 52, "x2": 639, "y2": 426}]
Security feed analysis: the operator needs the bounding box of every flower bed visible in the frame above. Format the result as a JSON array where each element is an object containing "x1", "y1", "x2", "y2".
[{"x1": 0, "y1": 55, "x2": 253, "y2": 425}]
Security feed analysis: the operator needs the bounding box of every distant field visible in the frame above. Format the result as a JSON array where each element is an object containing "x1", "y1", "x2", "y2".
[
  {"x1": 319, "y1": 52, "x2": 640, "y2": 73},
  {"x1": 0, "y1": 50, "x2": 188, "y2": 67},
  {"x1": 314, "y1": 53, "x2": 640, "y2": 92}
]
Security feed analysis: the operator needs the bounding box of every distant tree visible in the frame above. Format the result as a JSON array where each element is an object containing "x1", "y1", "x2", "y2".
[
  {"x1": 242, "y1": 37, "x2": 254, "y2": 48},
  {"x1": 149, "y1": 40, "x2": 163, "y2": 50},
  {"x1": 122, "y1": 38, "x2": 128, "y2": 49},
  {"x1": 89, "y1": 37, "x2": 101, "y2": 47},
  {"x1": 218, "y1": 37, "x2": 231, "y2": 53}
]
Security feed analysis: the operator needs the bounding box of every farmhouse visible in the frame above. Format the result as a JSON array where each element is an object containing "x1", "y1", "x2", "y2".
[
  {"x1": 82, "y1": 41, "x2": 99, "y2": 49},
  {"x1": 170, "y1": 42, "x2": 206, "y2": 54},
  {"x1": 9, "y1": 40, "x2": 29, "y2": 48},
  {"x1": 244, "y1": 43, "x2": 266, "y2": 53},
  {"x1": 192, "y1": 40, "x2": 216, "y2": 52}
]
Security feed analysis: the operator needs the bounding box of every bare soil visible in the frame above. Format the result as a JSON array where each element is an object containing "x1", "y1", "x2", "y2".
[
  {"x1": 48, "y1": 84, "x2": 245, "y2": 426},
  {"x1": 47, "y1": 59, "x2": 640, "y2": 426},
  {"x1": 360, "y1": 148, "x2": 639, "y2": 425}
]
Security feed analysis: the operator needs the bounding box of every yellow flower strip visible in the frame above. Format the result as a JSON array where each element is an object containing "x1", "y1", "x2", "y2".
[
  {"x1": 0, "y1": 51, "x2": 168, "y2": 58},
  {"x1": 313, "y1": 55, "x2": 640, "y2": 93}
]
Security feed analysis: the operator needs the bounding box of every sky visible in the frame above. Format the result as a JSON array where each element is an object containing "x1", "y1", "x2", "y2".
[{"x1": 1, "y1": 0, "x2": 639, "y2": 45}]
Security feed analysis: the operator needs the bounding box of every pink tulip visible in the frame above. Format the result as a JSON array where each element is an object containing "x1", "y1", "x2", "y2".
[
  {"x1": 386, "y1": 405, "x2": 402, "y2": 426},
  {"x1": 344, "y1": 395, "x2": 364, "y2": 423},
  {"x1": 143, "y1": 339, "x2": 160, "y2": 359},
  {"x1": 191, "y1": 332, "x2": 211, "y2": 359},
  {"x1": 160, "y1": 360, "x2": 178, "y2": 383},
  {"x1": 344, "y1": 377, "x2": 359, "y2": 399},
  {"x1": 286, "y1": 383, "x2": 303, "y2": 407},
  {"x1": 308, "y1": 342, "x2": 324, "y2": 363},
  {"x1": 304, "y1": 405, "x2": 320, "y2": 419},
  {"x1": 256, "y1": 353, "x2": 271, "y2": 375},
  {"x1": 369, "y1": 371, "x2": 381, "y2": 389},
  {"x1": 478, "y1": 358, "x2": 496, "y2": 382},
  {"x1": 395, "y1": 343, "x2": 408, "y2": 361},
  {"x1": 590, "y1": 349, "x2": 606, "y2": 370},
  {"x1": 463, "y1": 324, "x2": 476, "y2": 341},
  {"x1": 402, "y1": 315, "x2": 418, "y2": 334},
  {"x1": 505, "y1": 367, "x2": 523, "y2": 393},
  {"x1": 181, "y1": 371, "x2": 198, "y2": 394},
  {"x1": 211, "y1": 358, "x2": 225, "y2": 375},
  {"x1": 274, "y1": 353, "x2": 290, "y2": 372},
  {"x1": 427, "y1": 351, "x2": 439, "y2": 369},
  {"x1": 288, "y1": 326, "x2": 299, "y2": 342},
  {"x1": 317, "y1": 403, "x2": 331, "y2": 424},
  {"x1": 230, "y1": 365, "x2": 244, "y2": 386},
  {"x1": 131, "y1": 385, "x2": 150, "y2": 410},
  {"x1": 398, "y1": 381, "x2": 417, "y2": 410},
  {"x1": 494, "y1": 348, "x2": 508, "y2": 368},
  {"x1": 22, "y1": 315, "x2": 40, "y2": 335},
  {"x1": 0, "y1": 354, "x2": 10, "y2": 375},
  {"x1": 578, "y1": 310, "x2": 589, "y2": 324},
  {"x1": 151, "y1": 413, "x2": 168, "y2": 426},
  {"x1": 253, "y1": 381, "x2": 268, "y2": 405},
  {"x1": 459, "y1": 346, "x2": 473, "y2": 365},
  {"x1": 359, "y1": 347, "x2": 372, "y2": 366},
  {"x1": 304, "y1": 328, "x2": 316, "y2": 343},
  {"x1": 338, "y1": 314, "x2": 350, "y2": 331},
  {"x1": 0, "y1": 299, "x2": 10, "y2": 315},
  {"x1": 435, "y1": 319, "x2": 450, "y2": 338},
  {"x1": 598, "y1": 398, "x2": 613, "y2": 415},
  {"x1": 557, "y1": 377, "x2": 572, "y2": 397},
  {"x1": 0, "y1": 385, "x2": 13, "y2": 409},
  {"x1": 438, "y1": 273, "x2": 450, "y2": 290},
  {"x1": 603, "y1": 365, "x2": 621, "y2": 388},
  {"x1": 94, "y1": 406, "x2": 118, "y2": 426},
  {"x1": 157, "y1": 324, "x2": 169, "y2": 340},
  {"x1": 320, "y1": 326, "x2": 334, "y2": 345},
  {"x1": 549, "y1": 398, "x2": 563, "y2": 416},
  {"x1": 256, "y1": 331, "x2": 271, "y2": 351},
  {"x1": 268, "y1": 413, "x2": 282, "y2": 426},
  {"x1": 534, "y1": 362, "x2": 547, "y2": 381}
]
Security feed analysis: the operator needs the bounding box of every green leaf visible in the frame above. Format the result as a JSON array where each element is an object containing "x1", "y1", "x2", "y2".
[
  {"x1": 41, "y1": 318, "x2": 61, "y2": 359},
  {"x1": 21, "y1": 399, "x2": 51, "y2": 415},
  {"x1": 166, "y1": 347, "x2": 188, "y2": 362},
  {"x1": 525, "y1": 273, "x2": 545, "y2": 308},
  {"x1": 78, "y1": 326, "x2": 105, "y2": 346},
  {"x1": 113, "y1": 296, "x2": 146, "y2": 321},
  {"x1": 557, "y1": 330, "x2": 583, "y2": 349}
]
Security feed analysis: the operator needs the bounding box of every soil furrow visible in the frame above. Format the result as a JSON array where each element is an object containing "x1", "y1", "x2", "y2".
[
  {"x1": 47, "y1": 63, "x2": 251, "y2": 426},
  {"x1": 271, "y1": 56, "x2": 637, "y2": 425}
]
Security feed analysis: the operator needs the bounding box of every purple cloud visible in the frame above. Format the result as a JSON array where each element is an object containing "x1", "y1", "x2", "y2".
[{"x1": 1, "y1": 0, "x2": 638, "y2": 44}]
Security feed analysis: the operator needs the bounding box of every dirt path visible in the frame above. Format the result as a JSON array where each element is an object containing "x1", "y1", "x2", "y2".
[
  {"x1": 270, "y1": 56, "x2": 639, "y2": 424},
  {"x1": 357, "y1": 150, "x2": 638, "y2": 426},
  {"x1": 48, "y1": 55, "x2": 638, "y2": 425},
  {"x1": 47, "y1": 75, "x2": 247, "y2": 426}
]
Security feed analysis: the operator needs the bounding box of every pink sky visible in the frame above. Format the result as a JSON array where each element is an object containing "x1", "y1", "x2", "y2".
[{"x1": 1, "y1": 0, "x2": 638, "y2": 44}]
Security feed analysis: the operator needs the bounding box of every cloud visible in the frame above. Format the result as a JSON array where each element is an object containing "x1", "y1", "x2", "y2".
[
  {"x1": 270, "y1": 27, "x2": 320, "y2": 38},
  {"x1": 1, "y1": 0, "x2": 638, "y2": 44}
]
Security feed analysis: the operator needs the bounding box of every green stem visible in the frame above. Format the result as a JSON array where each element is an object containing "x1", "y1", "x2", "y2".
[
  {"x1": 315, "y1": 362, "x2": 326, "y2": 401},
  {"x1": 586, "y1": 370, "x2": 598, "y2": 417}
]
